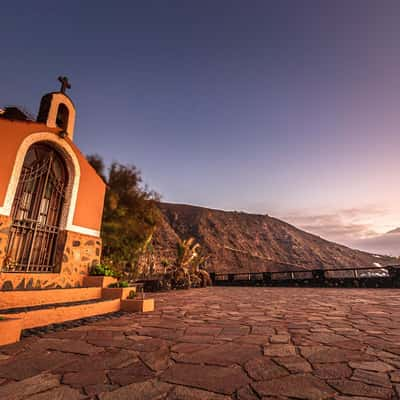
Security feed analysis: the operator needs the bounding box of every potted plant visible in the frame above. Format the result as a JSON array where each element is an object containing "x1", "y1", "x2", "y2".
[
  {"x1": 0, "y1": 316, "x2": 22, "y2": 346},
  {"x1": 83, "y1": 264, "x2": 119, "y2": 288},
  {"x1": 102, "y1": 281, "x2": 137, "y2": 300},
  {"x1": 121, "y1": 289, "x2": 154, "y2": 313}
]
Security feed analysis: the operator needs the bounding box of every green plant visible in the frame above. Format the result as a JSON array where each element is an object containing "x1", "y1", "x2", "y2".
[
  {"x1": 87, "y1": 155, "x2": 160, "y2": 278},
  {"x1": 127, "y1": 290, "x2": 136, "y2": 299},
  {"x1": 161, "y1": 238, "x2": 211, "y2": 290},
  {"x1": 161, "y1": 259, "x2": 169, "y2": 268},
  {"x1": 89, "y1": 264, "x2": 118, "y2": 277},
  {"x1": 108, "y1": 280, "x2": 129, "y2": 288}
]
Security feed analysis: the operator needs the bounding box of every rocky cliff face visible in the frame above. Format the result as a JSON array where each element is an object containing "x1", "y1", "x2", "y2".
[{"x1": 151, "y1": 202, "x2": 396, "y2": 273}]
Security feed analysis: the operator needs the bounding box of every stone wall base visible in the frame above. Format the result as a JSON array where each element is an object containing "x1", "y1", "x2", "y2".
[{"x1": 0, "y1": 214, "x2": 102, "y2": 290}]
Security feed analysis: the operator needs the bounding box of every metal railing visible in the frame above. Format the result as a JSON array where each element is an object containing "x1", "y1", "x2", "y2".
[{"x1": 209, "y1": 265, "x2": 400, "y2": 288}]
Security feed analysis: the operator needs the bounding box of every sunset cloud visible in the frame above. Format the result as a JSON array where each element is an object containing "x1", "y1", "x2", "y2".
[{"x1": 282, "y1": 206, "x2": 400, "y2": 256}]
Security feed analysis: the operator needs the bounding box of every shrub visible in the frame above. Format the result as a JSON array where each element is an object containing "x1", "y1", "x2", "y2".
[
  {"x1": 159, "y1": 238, "x2": 211, "y2": 290},
  {"x1": 127, "y1": 290, "x2": 136, "y2": 299},
  {"x1": 90, "y1": 264, "x2": 118, "y2": 277},
  {"x1": 108, "y1": 280, "x2": 129, "y2": 288}
]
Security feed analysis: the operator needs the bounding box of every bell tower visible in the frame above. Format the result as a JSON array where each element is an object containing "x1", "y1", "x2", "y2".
[{"x1": 37, "y1": 76, "x2": 76, "y2": 140}]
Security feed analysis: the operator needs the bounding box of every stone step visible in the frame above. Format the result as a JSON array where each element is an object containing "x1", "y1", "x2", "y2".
[
  {"x1": 0, "y1": 298, "x2": 121, "y2": 330},
  {"x1": 0, "y1": 298, "x2": 109, "y2": 315},
  {"x1": 0, "y1": 287, "x2": 103, "y2": 310},
  {"x1": 0, "y1": 285, "x2": 150, "y2": 346}
]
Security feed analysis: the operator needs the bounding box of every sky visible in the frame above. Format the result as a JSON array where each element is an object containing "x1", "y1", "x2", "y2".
[{"x1": 2, "y1": 1, "x2": 400, "y2": 254}]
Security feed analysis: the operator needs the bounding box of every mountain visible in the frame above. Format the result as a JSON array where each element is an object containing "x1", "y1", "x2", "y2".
[
  {"x1": 387, "y1": 228, "x2": 400, "y2": 235},
  {"x1": 150, "y1": 202, "x2": 397, "y2": 273}
]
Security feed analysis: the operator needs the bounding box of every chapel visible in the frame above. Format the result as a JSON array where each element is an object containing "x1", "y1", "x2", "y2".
[{"x1": 0, "y1": 77, "x2": 106, "y2": 290}]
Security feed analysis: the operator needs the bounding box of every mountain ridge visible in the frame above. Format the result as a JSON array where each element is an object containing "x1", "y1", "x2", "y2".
[{"x1": 150, "y1": 202, "x2": 397, "y2": 273}]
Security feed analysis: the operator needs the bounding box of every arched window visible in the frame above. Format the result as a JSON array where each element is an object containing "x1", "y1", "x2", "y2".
[
  {"x1": 5, "y1": 143, "x2": 68, "y2": 272},
  {"x1": 55, "y1": 103, "x2": 69, "y2": 130}
]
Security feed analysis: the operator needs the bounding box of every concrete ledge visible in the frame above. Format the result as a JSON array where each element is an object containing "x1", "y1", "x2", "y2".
[
  {"x1": 0, "y1": 287, "x2": 103, "y2": 310},
  {"x1": 0, "y1": 317, "x2": 22, "y2": 346},
  {"x1": 102, "y1": 287, "x2": 136, "y2": 300},
  {"x1": 83, "y1": 276, "x2": 118, "y2": 288},
  {"x1": 6, "y1": 299, "x2": 121, "y2": 330},
  {"x1": 121, "y1": 298, "x2": 154, "y2": 313}
]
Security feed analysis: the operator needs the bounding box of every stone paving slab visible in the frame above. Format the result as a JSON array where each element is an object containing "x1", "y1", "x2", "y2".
[{"x1": 1, "y1": 287, "x2": 400, "y2": 399}]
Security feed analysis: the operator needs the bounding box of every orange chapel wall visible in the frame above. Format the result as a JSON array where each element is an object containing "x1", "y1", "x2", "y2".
[
  {"x1": 0, "y1": 119, "x2": 105, "y2": 233},
  {"x1": 0, "y1": 118, "x2": 105, "y2": 289}
]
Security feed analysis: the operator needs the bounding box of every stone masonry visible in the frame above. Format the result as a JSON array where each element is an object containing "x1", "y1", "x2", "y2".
[
  {"x1": 0, "y1": 213, "x2": 101, "y2": 290},
  {"x1": 1, "y1": 287, "x2": 400, "y2": 399}
]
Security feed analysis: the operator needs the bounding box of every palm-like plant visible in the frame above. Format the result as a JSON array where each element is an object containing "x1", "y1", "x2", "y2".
[
  {"x1": 189, "y1": 252, "x2": 212, "y2": 287},
  {"x1": 176, "y1": 238, "x2": 200, "y2": 268},
  {"x1": 164, "y1": 237, "x2": 211, "y2": 289}
]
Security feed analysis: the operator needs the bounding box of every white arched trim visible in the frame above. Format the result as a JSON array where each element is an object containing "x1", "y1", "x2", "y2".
[{"x1": 0, "y1": 132, "x2": 100, "y2": 237}]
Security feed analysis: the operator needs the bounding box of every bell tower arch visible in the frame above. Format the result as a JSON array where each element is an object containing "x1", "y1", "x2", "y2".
[{"x1": 37, "y1": 76, "x2": 76, "y2": 140}]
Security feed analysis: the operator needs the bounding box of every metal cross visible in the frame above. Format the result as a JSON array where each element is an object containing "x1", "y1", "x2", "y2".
[{"x1": 58, "y1": 76, "x2": 71, "y2": 94}]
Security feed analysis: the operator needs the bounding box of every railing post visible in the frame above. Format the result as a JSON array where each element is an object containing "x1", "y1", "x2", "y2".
[
  {"x1": 388, "y1": 267, "x2": 400, "y2": 287},
  {"x1": 209, "y1": 272, "x2": 216, "y2": 284},
  {"x1": 228, "y1": 273, "x2": 234, "y2": 283},
  {"x1": 263, "y1": 272, "x2": 272, "y2": 283},
  {"x1": 312, "y1": 269, "x2": 325, "y2": 285}
]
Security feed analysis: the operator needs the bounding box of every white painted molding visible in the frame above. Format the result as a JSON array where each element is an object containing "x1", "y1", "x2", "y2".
[
  {"x1": 68, "y1": 225, "x2": 101, "y2": 237},
  {"x1": 0, "y1": 131, "x2": 100, "y2": 238}
]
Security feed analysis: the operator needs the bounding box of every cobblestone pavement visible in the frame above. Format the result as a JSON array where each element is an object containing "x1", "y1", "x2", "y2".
[{"x1": 1, "y1": 287, "x2": 400, "y2": 399}]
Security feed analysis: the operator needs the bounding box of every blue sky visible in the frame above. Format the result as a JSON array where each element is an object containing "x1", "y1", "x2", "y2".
[{"x1": 2, "y1": 1, "x2": 400, "y2": 253}]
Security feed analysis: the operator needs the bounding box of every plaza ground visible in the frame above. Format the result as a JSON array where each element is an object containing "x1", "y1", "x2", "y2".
[{"x1": 0, "y1": 286, "x2": 399, "y2": 399}]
